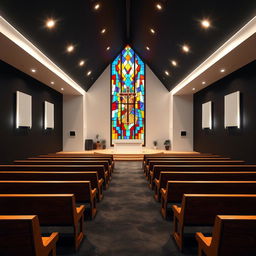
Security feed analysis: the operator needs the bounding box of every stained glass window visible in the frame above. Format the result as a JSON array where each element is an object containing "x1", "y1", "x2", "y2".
[{"x1": 111, "y1": 45, "x2": 145, "y2": 143}]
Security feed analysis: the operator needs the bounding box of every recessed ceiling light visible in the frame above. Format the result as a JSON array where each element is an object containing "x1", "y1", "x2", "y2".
[
  {"x1": 45, "y1": 19, "x2": 56, "y2": 29},
  {"x1": 146, "y1": 46, "x2": 150, "y2": 51},
  {"x1": 171, "y1": 60, "x2": 178, "y2": 67},
  {"x1": 202, "y1": 81, "x2": 206, "y2": 85},
  {"x1": 201, "y1": 19, "x2": 211, "y2": 29},
  {"x1": 156, "y1": 3, "x2": 163, "y2": 10},
  {"x1": 106, "y1": 46, "x2": 110, "y2": 51},
  {"x1": 87, "y1": 70, "x2": 92, "y2": 76},
  {"x1": 66, "y1": 44, "x2": 75, "y2": 53},
  {"x1": 94, "y1": 3, "x2": 100, "y2": 10},
  {"x1": 192, "y1": 88, "x2": 196, "y2": 91},
  {"x1": 79, "y1": 60, "x2": 85, "y2": 67},
  {"x1": 61, "y1": 88, "x2": 64, "y2": 91},
  {"x1": 101, "y1": 28, "x2": 106, "y2": 34},
  {"x1": 182, "y1": 44, "x2": 190, "y2": 53},
  {"x1": 50, "y1": 81, "x2": 55, "y2": 85},
  {"x1": 220, "y1": 68, "x2": 226, "y2": 73},
  {"x1": 31, "y1": 68, "x2": 36, "y2": 73},
  {"x1": 150, "y1": 28, "x2": 155, "y2": 34},
  {"x1": 165, "y1": 70, "x2": 170, "y2": 76}
]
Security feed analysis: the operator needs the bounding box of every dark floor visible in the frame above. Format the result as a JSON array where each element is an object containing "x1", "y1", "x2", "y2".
[{"x1": 56, "y1": 161, "x2": 198, "y2": 256}]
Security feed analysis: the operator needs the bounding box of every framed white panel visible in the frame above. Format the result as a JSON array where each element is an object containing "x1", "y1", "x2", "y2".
[
  {"x1": 16, "y1": 91, "x2": 32, "y2": 128},
  {"x1": 202, "y1": 101, "x2": 212, "y2": 129},
  {"x1": 224, "y1": 91, "x2": 240, "y2": 128},
  {"x1": 45, "y1": 101, "x2": 54, "y2": 129}
]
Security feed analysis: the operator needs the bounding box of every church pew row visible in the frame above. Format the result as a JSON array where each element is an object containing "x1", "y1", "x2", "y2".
[
  {"x1": 0, "y1": 164, "x2": 109, "y2": 189},
  {"x1": 195, "y1": 215, "x2": 256, "y2": 256},
  {"x1": 147, "y1": 160, "x2": 245, "y2": 186},
  {"x1": 15, "y1": 159, "x2": 112, "y2": 180},
  {"x1": 0, "y1": 181, "x2": 97, "y2": 219},
  {"x1": 160, "y1": 181, "x2": 256, "y2": 219},
  {"x1": 171, "y1": 194, "x2": 256, "y2": 251},
  {"x1": 30, "y1": 157, "x2": 114, "y2": 174},
  {"x1": 150, "y1": 164, "x2": 256, "y2": 189},
  {"x1": 146, "y1": 159, "x2": 244, "y2": 176},
  {"x1": 0, "y1": 194, "x2": 85, "y2": 251},
  {"x1": 0, "y1": 171, "x2": 104, "y2": 202},
  {"x1": 0, "y1": 215, "x2": 59, "y2": 256},
  {"x1": 143, "y1": 154, "x2": 221, "y2": 168},
  {"x1": 143, "y1": 156, "x2": 228, "y2": 172},
  {"x1": 41, "y1": 153, "x2": 115, "y2": 170},
  {"x1": 154, "y1": 171, "x2": 256, "y2": 201}
]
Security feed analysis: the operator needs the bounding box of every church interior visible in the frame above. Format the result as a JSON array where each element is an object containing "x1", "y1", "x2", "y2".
[{"x1": 0, "y1": 0, "x2": 256, "y2": 255}]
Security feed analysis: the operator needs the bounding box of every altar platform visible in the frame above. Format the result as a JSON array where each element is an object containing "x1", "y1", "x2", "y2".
[{"x1": 59, "y1": 149, "x2": 199, "y2": 161}]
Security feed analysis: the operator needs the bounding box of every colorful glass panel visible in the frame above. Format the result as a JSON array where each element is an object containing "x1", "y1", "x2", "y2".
[{"x1": 111, "y1": 45, "x2": 145, "y2": 143}]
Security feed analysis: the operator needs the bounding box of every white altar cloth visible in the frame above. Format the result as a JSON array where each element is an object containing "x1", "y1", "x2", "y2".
[{"x1": 112, "y1": 139, "x2": 144, "y2": 153}]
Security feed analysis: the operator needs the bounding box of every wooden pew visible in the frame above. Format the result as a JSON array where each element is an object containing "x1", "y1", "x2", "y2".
[
  {"x1": 15, "y1": 159, "x2": 112, "y2": 179},
  {"x1": 0, "y1": 164, "x2": 108, "y2": 189},
  {"x1": 196, "y1": 215, "x2": 256, "y2": 256},
  {"x1": 147, "y1": 160, "x2": 245, "y2": 186},
  {"x1": 0, "y1": 194, "x2": 85, "y2": 251},
  {"x1": 154, "y1": 171, "x2": 256, "y2": 201},
  {"x1": 143, "y1": 154, "x2": 220, "y2": 167},
  {"x1": 144, "y1": 156, "x2": 226, "y2": 171},
  {"x1": 0, "y1": 171, "x2": 104, "y2": 201},
  {"x1": 0, "y1": 181, "x2": 97, "y2": 219},
  {"x1": 161, "y1": 181, "x2": 256, "y2": 219},
  {"x1": 30, "y1": 157, "x2": 114, "y2": 174},
  {"x1": 171, "y1": 194, "x2": 256, "y2": 250},
  {"x1": 152, "y1": 164, "x2": 256, "y2": 186},
  {"x1": 0, "y1": 215, "x2": 59, "y2": 256}
]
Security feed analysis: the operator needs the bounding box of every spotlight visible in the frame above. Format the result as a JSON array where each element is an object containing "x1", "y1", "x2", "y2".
[
  {"x1": 45, "y1": 19, "x2": 56, "y2": 29},
  {"x1": 182, "y1": 44, "x2": 190, "y2": 53}
]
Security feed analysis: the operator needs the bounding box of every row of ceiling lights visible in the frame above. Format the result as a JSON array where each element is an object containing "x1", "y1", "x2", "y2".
[
  {"x1": 30, "y1": 1, "x2": 107, "y2": 92},
  {"x1": 153, "y1": 1, "x2": 227, "y2": 91}
]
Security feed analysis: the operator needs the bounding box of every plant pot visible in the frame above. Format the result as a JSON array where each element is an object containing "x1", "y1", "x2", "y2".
[
  {"x1": 96, "y1": 142, "x2": 101, "y2": 149},
  {"x1": 165, "y1": 145, "x2": 170, "y2": 150}
]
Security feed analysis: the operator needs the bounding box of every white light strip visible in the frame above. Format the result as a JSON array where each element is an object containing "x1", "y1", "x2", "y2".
[
  {"x1": 0, "y1": 16, "x2": 85, "y2": 95},
  {"x1": 171, "y1": 15, "x2": 256, "y2": 95}
]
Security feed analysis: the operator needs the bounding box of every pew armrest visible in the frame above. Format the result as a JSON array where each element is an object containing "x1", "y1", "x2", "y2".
[
  {"x1": 161, "y1": 188, "x2": 167, "y2": 199},
  {"x1": 196, "y1": 232, "x2": 212, "y2": 247},
  {"x1": 172, "y1": 205, "x2": 181, "y2": 216},
  {"x1": 42, "y1": 232, "x2": 59, "y2": 250},
  {"x1": 76, "y1": 205, "x2": 86, "y2": 218}
]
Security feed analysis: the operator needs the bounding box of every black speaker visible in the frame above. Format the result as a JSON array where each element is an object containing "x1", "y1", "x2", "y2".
[
  {"x1": 85, "y1": 139, "x2": 93, "y2": 150},
  {"x1": 181, "y1": 131, "x2": 187, "y2": 136}
]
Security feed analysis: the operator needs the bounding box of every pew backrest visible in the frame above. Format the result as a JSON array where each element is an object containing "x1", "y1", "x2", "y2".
[{"x1": 0, "y1": 181, "x2": 92, "y2": 203}]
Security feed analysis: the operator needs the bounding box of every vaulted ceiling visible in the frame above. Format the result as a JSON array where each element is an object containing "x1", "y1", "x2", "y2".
[{"x1": 0, "y1": 0, "x2": 255, "y2": 91}]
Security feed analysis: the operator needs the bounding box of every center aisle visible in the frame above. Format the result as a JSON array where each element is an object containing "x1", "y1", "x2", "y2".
[{"x1": 67, "y1": 161, "x2": 195, "y2": 256}]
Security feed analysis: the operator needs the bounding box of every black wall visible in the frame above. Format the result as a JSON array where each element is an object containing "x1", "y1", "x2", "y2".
[
  {"x1": 0, "y1": 61, "x2": 63, "y2": 163},
  {"x1": 194, "y1": 60, "x2": 256, "y2": 163}
]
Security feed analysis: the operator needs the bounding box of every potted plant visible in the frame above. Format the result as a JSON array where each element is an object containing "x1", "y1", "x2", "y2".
[
  {"x1": 164, "y1": 139, "x2": 171, "y2": 150},
  {"x1": 95, "y1": 134, "x2": 101, "y2": 149},
  {"x1": 101, "y1": 139, "x2": 106, "y2": 149},
  {"x1": 153, "y1": 140, "x2": 158, "y2": 150}
]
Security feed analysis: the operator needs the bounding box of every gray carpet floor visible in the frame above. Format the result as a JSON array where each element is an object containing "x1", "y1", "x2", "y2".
[{"x1": 55, "y1": 161, "x2": 198, "y2": 256}]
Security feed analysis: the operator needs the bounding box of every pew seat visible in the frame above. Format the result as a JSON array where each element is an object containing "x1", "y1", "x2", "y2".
[
  {"x1": 0, "y1": 181, "x2": 97, "y2": 219},
  {"x1": 171, "y1": 194, "x2": 256, "y2": 250},
  {"x1": 195, "y1": 215, "x2": 256, "y2": 256},
  {"x1": 154, "y1": 171, "x2": 256, "y2": 201},
  {"x1": 0, "y1": 164, "x2": 109, "y2": 189},
  {"x1": 0, "y1": 171, "x2": 104, "y2": 201},
  {"x1": 161, "y1": 181, "x2": 256, "y2": 219},
  {"x1": 0, "y1": 215, "x2": 59, "y2": 256},
  {"x1": 0, "y1": 194, "x2": 85, "y2": 251},
  {"x1": 147, "y1": 160, "x2": 244, "y2": 184}
]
